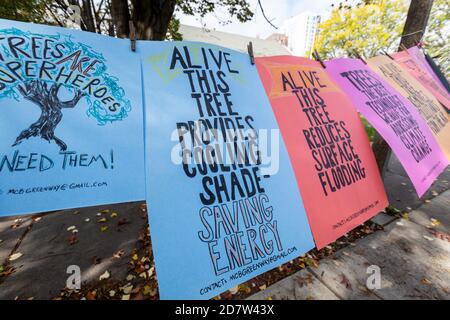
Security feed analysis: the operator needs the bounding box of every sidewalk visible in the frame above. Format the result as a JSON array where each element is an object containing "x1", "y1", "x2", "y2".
[
  {"x1": 0, "y1": 154, "x2": 449, "y2": 299},
  {"x1": 248, "y1": 156, "x2": 450, "y2": 300}
]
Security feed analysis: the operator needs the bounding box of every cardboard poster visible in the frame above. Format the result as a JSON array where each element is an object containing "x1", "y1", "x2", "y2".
[
  {"x1": 0, "y1": 19, "x2": 145, "y2": 216},
  {"x1": 393, "y1": 50, "x2": 450, "y2": 110},
  {"x1": 326, "y1": 58, "x2": 448, "y2": 196},
  {"x1": 255, "y1": 56, "x2": 388, "y2": 249},
  {"x1": 368, "y1": 55, "x2": 450, "y2": 159},
  {"x1": 140, "y1": 42, "x2": 315, "y2": 299}
]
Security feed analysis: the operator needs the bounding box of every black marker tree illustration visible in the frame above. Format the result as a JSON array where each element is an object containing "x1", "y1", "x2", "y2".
[
  {"x1": 0, "y1": 29, "x2": 131, "y2": 152},
  {"x1": 13, "y1": 80, "x2": 85, "y2": 151}
]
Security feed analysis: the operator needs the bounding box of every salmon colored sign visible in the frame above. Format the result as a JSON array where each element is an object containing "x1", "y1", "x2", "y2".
[
  {"x1": 325, "y1": 58, "x2": 448, "y2": 197},
  {"x1": 256, "y1": 56, "x2": 388, "y2": 249},
  {"x1": 368, "y1": 55, "x2": 450, "y2": 160},
  {"x1": 407, "y1": 46, "x2": 449, "y2": 95},
  {"x1": 393, "y1": 50, "x2": 450, "y2": 110}
]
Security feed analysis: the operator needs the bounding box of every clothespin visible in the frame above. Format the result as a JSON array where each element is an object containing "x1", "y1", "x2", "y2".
[
  {"x1": 129, "y1": 20, "x2": 136, "y2": 52},
  {"x1": 352, "y1": 50, "x2": 366, "y2": 64},
  {"x1": 313, "y1": 49, "x2": 326, "y2": 68},
  {"x1": 383, "y1": 51, "x2": 394, "y2": 60},
  {"x1": 247, "y1": 41, "x2": 255, "y2": 65}
]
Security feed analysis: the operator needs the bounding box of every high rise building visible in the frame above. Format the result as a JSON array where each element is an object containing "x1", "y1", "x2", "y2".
[{"x1": 267, "y1": 12, "x2": 321, "y2": 57}]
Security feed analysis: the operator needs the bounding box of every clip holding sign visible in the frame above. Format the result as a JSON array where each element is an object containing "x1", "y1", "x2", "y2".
[
  {"x1": 313, "y1": 49, "x2": 326, "y2": 68},
  {"x1": 247, "y1": 41, "x2": 255, "y2": 65},
  {"x1": 129, "y1": 20, "x2": 136, "y2": 52},
  {"x1": 352, "y1": 50, "x2": 367, "y2": 64}
]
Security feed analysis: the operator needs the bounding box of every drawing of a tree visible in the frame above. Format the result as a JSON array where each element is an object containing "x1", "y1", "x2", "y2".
[
  {"x1": 13, "y1": 80, "x2": 85, "y2": 151},
  {"x1": 0, "y1": 28, "x2": 131, "y2": 151}
]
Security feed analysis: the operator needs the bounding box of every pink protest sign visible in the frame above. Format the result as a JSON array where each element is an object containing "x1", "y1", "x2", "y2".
[
  {"x1": 394, "y1": 50, "x2": 450, "y2": 110},
  {"x1": 325, "y1": 58, "x2": 449, "y2": 197},
  {"x1": 407, "y1": 46, "x2": 449, "y2": 96}
]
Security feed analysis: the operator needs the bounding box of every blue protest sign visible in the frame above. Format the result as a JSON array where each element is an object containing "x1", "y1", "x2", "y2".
[
  {"x1": 140, "y1": 41, "x2": 315, "y2": 299},
  {"x1": 0, "y1": 19, "x2": 145, "y2": 216}
]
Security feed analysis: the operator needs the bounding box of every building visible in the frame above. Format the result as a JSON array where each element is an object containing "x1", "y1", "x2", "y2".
[
  {"x1": 267, "y1": 12, "x2": 321, "y2": 57},
  {"x1": 179, "y1": 24, "x2": 291, "y2": 57}
]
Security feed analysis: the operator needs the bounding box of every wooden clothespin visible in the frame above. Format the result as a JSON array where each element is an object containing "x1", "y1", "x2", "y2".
[
  {"x1": 129, "y1": 20, "x2": 136, "y2": 52},
  {"x1": 352, "y1": 50, "x2": 366, "y2": 64},
  {"x1": 247, "y1": 41, "x2": 255, "y2": 65},
  {"x1": 383, "y1": 51, "x2": 394, "y2": 60},
  {"x1": 313, "y1": 49, "x2": 326, "y2": 68}
]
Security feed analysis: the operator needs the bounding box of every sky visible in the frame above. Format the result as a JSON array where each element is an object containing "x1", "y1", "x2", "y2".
[{"x1": 178, "y1": 0, "x2": 358, "y2": 39}]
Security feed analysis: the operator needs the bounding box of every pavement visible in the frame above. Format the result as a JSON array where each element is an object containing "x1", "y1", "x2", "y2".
[
  {"x1": 0, "y1": 153, "x2": 449, "y2": 300},
  {"x1": 248, "y1": 154, "x2": 450, "y2": 300}
]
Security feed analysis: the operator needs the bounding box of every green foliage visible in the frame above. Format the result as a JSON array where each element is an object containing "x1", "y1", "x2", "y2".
[
  {"x1": 424, "y1": 0, "x2": 450, "y2": 77},
  {"x1": 175, "y1": 0, "x2": 253, "y2": 23},
  {"x1": 0, "y1": 0, "x2": 48, "y2": 24},
  {"x1": 315, "y1": 0, "x2": 408, "y2": 59},
  {"x1": 361, "y1": 116, "x2": 376, "y2": 142}
]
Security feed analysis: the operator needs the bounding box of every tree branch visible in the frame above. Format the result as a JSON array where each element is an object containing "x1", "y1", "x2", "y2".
[{"x1": 258, "y1": 0, "x2": 277, "y2": 29}]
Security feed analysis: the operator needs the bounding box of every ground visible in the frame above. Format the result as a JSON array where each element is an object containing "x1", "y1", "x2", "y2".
[{"x1": 0, "y1": 153, "x2": 449, "y2": 300}]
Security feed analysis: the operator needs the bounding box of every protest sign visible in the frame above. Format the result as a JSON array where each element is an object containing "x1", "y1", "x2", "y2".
[
  {"x1": 140, "y1": 42, "x2": 315, "y2": 299},
  {"x1": 326, "y1": 58, "x2": 448, "y2": 196},
  {"x1": 368, "y1": 55, "x2": 450, "y2": 159},
  {"x1": 407, "y1": 46, "x2": 449, "y2": 95},
  {"x1": 393, "y1": 50, "x2": 450, "y2": 110},
  {"x1": 0, "y1": 19, "x2": 145, "y2": 216},
  {"x1": 255, "y1": 56, "x2": 388, "y2": 249}
]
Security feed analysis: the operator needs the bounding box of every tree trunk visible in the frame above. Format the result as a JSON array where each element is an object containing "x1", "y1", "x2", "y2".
[
  {"x1": 111, "y1": 0, "x2": 130, "y2": 38},
  {"x1": 400, "y1": 0, "x2": 434, "y2": 49},
  {"x1": 81, "y1": 0, "x2": 97, "y2": 32},
  {"x1": 370, "y1": 0, "x2": 435, "y2": 175},
  {"x1": 14, "y1": 80, "x2": 85, "y2": 151},
  {"x1": 131, "y1": 0, "x2": 176, "y2": 40}
]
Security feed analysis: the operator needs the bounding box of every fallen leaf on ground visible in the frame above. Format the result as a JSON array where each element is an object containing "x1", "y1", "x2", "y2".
[
  {"x1": 67, "y1": 226, "x2": 76, "y2": 231},
  {"x1": 118, "y1": 218, "x2": 130, "y2": 226},
  {"x1": 430, "y1": 218, "x2": 440, "y2": 227},
  {"x1": 109, "y1": 290, "x2": 116, "y2": 297},
  {"x1": 111, "y1": 212, "x2": 118, "y2": 218},
  {"x1": 86, "y1": 291, "x2": 96, "y2": 300},
  {"x1": 100, "y1": 226, "x2": 108, "y2": 232},
  {"x1": 122, "y1": 294, "x2": 130, "y2": 300},
  {"x1": 68, "y1": 233, "x2": 77, "y2": 245},
  {"x1": 84, "y1": 218, "x2": 90, "y2": 222},
  {"x1": 229, "y1": 286, "x2": 239, "y2": 294},
  {"x1": 9, "y1": 252, "x2": 23, "y2": 261},
  {"x1": 259, "y1": 284, "x2": 267, "y2": 291},
  {"x1": 126, "y1": 274, "x2": 135, "y2": 281},
  {"x1": 423, "y1": 235, "x2": 434, "y2": 241},
  {"x1": 99, "y1": 271, "x2": 110, "y2": 280},
  {"x1": 421, "y1": 278, "x2": 432, "y2": 285},
  {"x1": 122, "y1": 285, "x2": 133, "y2": 294},
  {"x1": 97, "y1": 218, "x2": 107, "y2": 223},
  {"x1": 113, "y1": 249, "x2": 125, "y2": 259},
  {"x1": 340, "y1": 274, "x2": 352, "y2": 290}
]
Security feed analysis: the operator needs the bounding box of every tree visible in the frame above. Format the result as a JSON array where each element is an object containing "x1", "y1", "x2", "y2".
[
  {"x1": 315, "y1": 0, "x2": 408, "y2": 59},
  {"x1": 0, "y1": 0, "x2": 48, "y2": 23},
  {"x1": 424, "y1": 0, "x2": 450, "y2": 76},
  {"x1": 0, "y1": 0, "x2": 254, "y2": 41},
  {"x1": 13, "y1": 81, "x2": 85, "y2": 150},
  {"x1": 0, "y1": 29, "x2": 131, "y2": 150}
]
